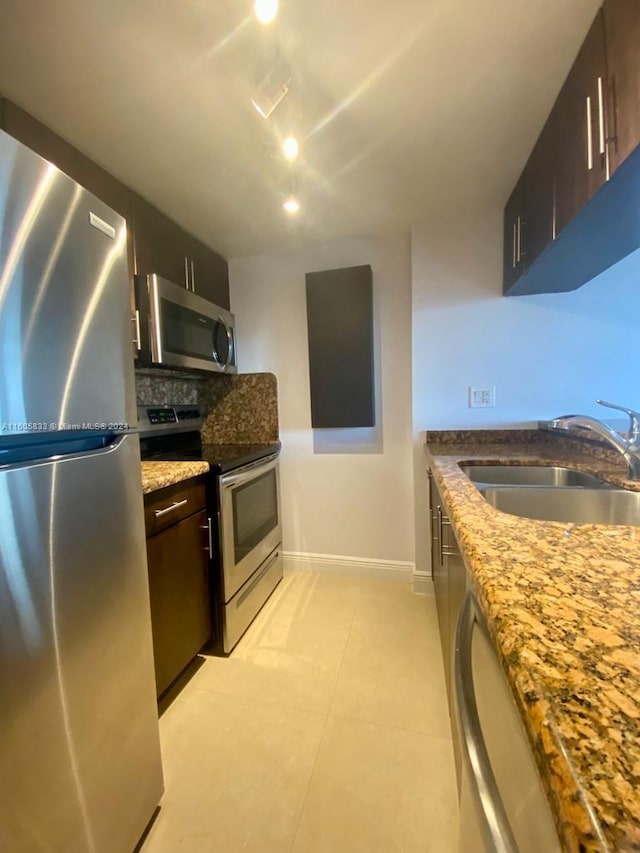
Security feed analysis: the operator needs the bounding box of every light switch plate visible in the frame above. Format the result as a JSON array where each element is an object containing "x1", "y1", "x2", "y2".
[{"x1": 469, "y1": 386, "x2": 496, "y2": 408}]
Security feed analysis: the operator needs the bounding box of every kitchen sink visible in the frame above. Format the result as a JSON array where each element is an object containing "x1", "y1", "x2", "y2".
[
  {"x1": 479, "y1": 485, "x2": 640, "y2": 526},
  {"x1": 464, "y1": 465, "x2": 612, "y2": 489}
]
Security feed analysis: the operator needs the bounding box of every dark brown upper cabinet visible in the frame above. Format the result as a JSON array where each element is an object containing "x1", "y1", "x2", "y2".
[
  {"x1": 554, "y1": 10, "x2": 608, "y2": 236},
  {"x1": 502, "y1": 180, "x2": 525, "y2": 293},
  {"x1": 603, "y1": 0, "x2": 640, "y2": 176},
  {"x1": 504, "y1": 2, "x2": 640, "y2": 296},
  {"x1": 132, "y1": 193, "x2": 230, "y2": 310},
  {"x1": 503, "y1": 113, "x2": 557, "y2": 294},
  {"x1": 522, "y1": 112, "x2": 557, "y2": 268},
  {"x1": 131, "y1": 193, "x2": 191, "y2": 287}
]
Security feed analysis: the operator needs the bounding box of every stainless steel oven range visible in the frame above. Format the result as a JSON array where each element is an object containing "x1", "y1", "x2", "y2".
[
  {"x1": 217, "y1": 451, "x2": 282, "y2": 651},
  {"x1": 138, "y1": 406, "x2": 283, "y2": 653}
]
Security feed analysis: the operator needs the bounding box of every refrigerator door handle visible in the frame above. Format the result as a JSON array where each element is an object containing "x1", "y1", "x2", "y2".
[{"x1": 0, "y1": 433, "x2": 126, "y2": 471}]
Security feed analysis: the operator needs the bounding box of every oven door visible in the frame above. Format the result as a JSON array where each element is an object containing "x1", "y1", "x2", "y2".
[
  {"x1": 145, "y1": 274, "x2": 237, "y2": 374},
  {"x1": 218, "y1": 455, "x2": 281, "y2": 602}
]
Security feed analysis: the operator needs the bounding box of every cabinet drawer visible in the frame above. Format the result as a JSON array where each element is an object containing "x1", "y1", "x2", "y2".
[{"x1": 144, "y1": 480, "x2": 206, "y2": 536}]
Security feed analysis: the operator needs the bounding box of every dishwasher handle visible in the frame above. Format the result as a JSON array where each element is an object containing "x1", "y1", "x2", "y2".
[{"x1": 454, "y1": 592, "x2": 518, "y2": 853}]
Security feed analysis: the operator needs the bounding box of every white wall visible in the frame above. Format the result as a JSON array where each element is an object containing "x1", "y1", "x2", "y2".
[
  {"x1": 412, "y1": 210, "x2": 640, "y2": 429},
  {"x1": 411, "y1": 209, "x2": 640, "y2": 574},
  {"x1": 230, "y1": 233, "x2": 414, "y2": 567}
]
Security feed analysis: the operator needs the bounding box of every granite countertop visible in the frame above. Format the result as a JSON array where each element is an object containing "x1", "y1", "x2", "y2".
[
  {"x1": 425, "y1": 431, "x2": 640, "y2": 852},
  {"x1": 140, "y1": 460, "x2": 209, "y2": 494}
]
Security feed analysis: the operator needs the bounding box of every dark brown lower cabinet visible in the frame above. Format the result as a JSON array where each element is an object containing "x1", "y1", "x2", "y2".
[{"x1": 146, "y1": 503, "x2": 211, "y2": 698}]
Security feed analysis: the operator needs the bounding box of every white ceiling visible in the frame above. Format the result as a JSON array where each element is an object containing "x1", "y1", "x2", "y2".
[{"x1": 0, "y1": 0, "x2": 601, "y2": 258}]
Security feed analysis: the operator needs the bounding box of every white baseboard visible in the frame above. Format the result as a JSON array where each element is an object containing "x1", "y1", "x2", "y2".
[
  {"x1": 412, "y1": 572, "x2": 434, "y2": 596},
  {"x1": 283, "y1": 551, "x2": 415, "y2": 582}
]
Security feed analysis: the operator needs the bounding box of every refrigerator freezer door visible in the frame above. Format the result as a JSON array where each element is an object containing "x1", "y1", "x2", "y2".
[
  {"x1": 0, "y1": 130, "x2": 136, "y2": 437},
  {"x1": 0, "y1": 434, "x2": 163, "y2": 853}
]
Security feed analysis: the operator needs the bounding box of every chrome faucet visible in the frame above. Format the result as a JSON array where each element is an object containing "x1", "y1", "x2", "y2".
[{"x1": 550, "y1": 400, "x2": 640, "y2": 480}]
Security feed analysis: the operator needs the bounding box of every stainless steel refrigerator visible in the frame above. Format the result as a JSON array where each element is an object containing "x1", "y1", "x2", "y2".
[{"x1": 0, "y1": 130, "x2": 163, "y2": 851}]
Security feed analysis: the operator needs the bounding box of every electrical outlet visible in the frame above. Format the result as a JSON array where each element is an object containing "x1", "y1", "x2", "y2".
[{"x1": 469, "y1": 386, "x2": 496, "y2": 408}]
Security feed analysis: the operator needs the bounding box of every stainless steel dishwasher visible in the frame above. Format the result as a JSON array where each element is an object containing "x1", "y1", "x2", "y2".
[{"x1": 455, "y1": 593, "x2": 562, "y2": 852}]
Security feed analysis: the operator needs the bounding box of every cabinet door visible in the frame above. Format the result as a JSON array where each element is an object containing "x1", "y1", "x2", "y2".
[
  {"x1": 185, "y1": 233, "x2": 230, "y2": 309},
  {"x1": 146, "y1": 509, "x2": 211, "y2": 697},
  {"x1": 603, "y1": 0, "x2": 640, "y2": 176},
  {"x1": 131, "y1": 193, "x2": 191, "y2": 289},
  {"x1": 502, "y1": 179, "x2": 525, "y2": 294},
  {"x1": 522, "y1": 112, "x2": 557, "y2": 267},
  {"x1": 555, "y1": 11, "x2": 608, "y2": 235}
]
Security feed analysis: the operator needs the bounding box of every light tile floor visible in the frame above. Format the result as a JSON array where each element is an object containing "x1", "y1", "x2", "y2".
[{"x1": 141, "y1": 571, "x2": 459, "y2": 853}]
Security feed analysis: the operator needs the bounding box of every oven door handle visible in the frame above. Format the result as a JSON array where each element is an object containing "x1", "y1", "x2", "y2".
[{"x1": 221, "y1": 453, "x2": 279, "y2": 488}]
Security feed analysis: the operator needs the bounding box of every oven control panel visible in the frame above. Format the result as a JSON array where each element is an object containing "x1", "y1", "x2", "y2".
[
  {"x1": 147, "y1": 407, "x2": 177, "y2": 425},
  {"x1": 138, "y1": 405, "x2": 203, "y2": 436}
]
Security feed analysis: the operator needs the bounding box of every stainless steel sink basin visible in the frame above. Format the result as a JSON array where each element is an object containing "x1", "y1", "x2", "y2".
[
  {"x1": 479, "y1": 486, "x2": 640, "y2": 526},
  {"x1": 464, "y1": 465, "x2": 612, "y2": 489}
]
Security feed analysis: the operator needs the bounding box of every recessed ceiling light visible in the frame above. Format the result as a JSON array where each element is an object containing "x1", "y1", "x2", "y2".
[
  {"x1": 254, "y1": 0, "x2": 278, "y2": 25},
  {"x1": 283, "y1": 197, "x2": 300, "y2": 214},
  {"x1": 282, "y1": 136, "x2": 299, "y2": 161}
]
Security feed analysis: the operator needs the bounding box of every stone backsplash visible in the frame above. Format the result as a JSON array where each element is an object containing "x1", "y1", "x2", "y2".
[
  {"x1": 134, "y1": 369, "x2": 279, "y2": 444},
  {"x1": 200, "y1": 373, "x2": 279, "y2": 444},
  {"x1": 135, "y1": 370, "x2": 200, "y2": 406}
]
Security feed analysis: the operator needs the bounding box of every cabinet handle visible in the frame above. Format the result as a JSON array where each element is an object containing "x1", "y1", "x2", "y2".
[
  {"x1": 454, "y1": 594, "x2": 518, "y2": 853},
  {"x1": 154, "y1": 498, "x2": 188, "y2": 518},
  {"x1": 133, "y1": 310, "x2": 142, "y2": 351},
  {"x1": 201, "y1": 517, "x2": 213, "y2": 553},
  {"x1": 184, "y1": 256, "x2": 190, "y2": 290},
  {"x1": 437, "y1": 505, "x2": 451, "y2": 566},
  {"x1": 586, "y1": 95, "x2": 593, "y2": 171},
  {"x1": 190, "y1": 259, "x2": 196, "y2": 293},
  {"x1": 597, "y1": 76, "x2": 611, "y2": 181},
  {"x1": 512, "y1": 222, "x2": 517, "y2": 269},
  {"x1": 597, "y1": 76, "x2": 605, "y2": 156},
  {"x1": 442, "y1": 510, "x2": 455, "y2": 556}
]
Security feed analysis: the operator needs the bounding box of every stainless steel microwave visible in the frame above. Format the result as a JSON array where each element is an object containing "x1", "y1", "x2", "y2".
[{"x1": 135, "y1": 274, "x2": 237, "y2": 374}]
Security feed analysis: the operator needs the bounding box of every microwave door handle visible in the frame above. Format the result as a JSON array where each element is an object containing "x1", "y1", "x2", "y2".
[
  {"x1": 212, "y1": 322, "x2": 222, "y2": 369},
  {"x1": 218, "y1": 319, "x2": 233, "y2": 370},
  {"x1": 213, "y1": 318, "x2": 234, "y2": 371},
  {"x1": 148, "y1": 276, "x2": 163, "y2": 363},
  {"x1": 224, "y1": 323, "x2": 234, "y2": 369}
]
